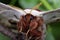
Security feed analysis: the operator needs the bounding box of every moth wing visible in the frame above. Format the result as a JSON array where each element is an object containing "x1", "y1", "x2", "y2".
[
  {"x1": 0, "y1": 3, "x2": 26, "y2": 28},
  {"x1": 42, "y1": 9, "x2": 60, "y2": 23},
  {"x1": 0, "y1": 3, "x2": 26, "y2": 21},
  {"x1": 0, "y1": 2, "x2": 25, "y2": 14}
]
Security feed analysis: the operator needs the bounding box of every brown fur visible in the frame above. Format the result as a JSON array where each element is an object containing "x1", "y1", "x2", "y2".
[{"x1": 17, "y1": 14, "x2": 44, "y2": 40}]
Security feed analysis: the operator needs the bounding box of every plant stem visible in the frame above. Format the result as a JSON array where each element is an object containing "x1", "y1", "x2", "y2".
[{"x1": 40, "y1": 0, "x2": 53, "y2": 10}]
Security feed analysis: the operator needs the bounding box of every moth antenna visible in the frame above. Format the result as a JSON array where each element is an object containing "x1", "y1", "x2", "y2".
[{"x1": 30, "y1": 3, "x2": 42, "y2": 14}]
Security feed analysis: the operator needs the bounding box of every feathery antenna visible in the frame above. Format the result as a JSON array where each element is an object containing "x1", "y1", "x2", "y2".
[{"x1": 30, "y1": 3, "x2": 42, "y2": 14}]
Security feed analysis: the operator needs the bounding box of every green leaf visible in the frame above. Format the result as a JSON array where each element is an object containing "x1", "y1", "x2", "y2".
[
  {"x1": 47, "y1": 0, "x2": 60, "y2": 9},
  {"x1": 18, "y1": 0, "x2": 39, "y2": 8},
  {"x1": 46, "y1": 25, "x2": 55, "y2": 40},
  {"x1": 46, "y1": 31, "x2": 55, "y2": 40},
  {"x1": 0, "y1": 33, "x2": 11, "y2": 40},
  {"x1": 49, "y1": 22, "x2": 60, "y2": 40},
  {"x1": 39, "y1": 5, "x2": 48, "y2": 11}
]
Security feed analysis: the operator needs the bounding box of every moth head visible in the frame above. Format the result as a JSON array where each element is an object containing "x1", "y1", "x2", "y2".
[{"x1": 17, "y1": 3, "x2": 44, "y2": 31}]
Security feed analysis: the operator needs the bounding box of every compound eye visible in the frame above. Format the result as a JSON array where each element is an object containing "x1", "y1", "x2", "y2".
[{"x1": 30, "y1": 15, "x2": 34, "y2": 20}]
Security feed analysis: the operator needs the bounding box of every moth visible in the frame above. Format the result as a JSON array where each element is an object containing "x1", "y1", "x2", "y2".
[{"x1": 0, "y1": 2, "x2": 60, "y2": 40}]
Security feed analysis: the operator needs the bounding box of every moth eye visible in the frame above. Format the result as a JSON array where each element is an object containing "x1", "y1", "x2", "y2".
[
  {"x1": 30, "y1": 15, "x2": 34, "y2": 20},
  {"x1": 30, "y1": 16, "x2": 33, "y2": 20}
]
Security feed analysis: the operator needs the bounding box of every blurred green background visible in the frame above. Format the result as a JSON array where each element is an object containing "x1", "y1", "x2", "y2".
[{"x1": 0, "y1": 0, "x2": 60, "y2": 40}]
